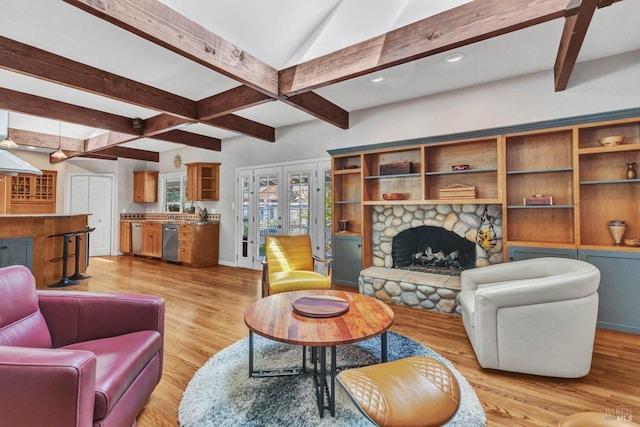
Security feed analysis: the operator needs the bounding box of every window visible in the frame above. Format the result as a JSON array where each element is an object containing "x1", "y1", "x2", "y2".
[{"x1": 161, "y1": 172, "x2": 188, "y2": 213}]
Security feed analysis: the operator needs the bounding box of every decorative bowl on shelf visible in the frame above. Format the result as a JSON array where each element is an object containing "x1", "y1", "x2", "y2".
[
  {"x1": 451, "y1": 164, "x2": 470, "y2": 171},
  {"x1": 598, "y1": 135, "x2": 625, "y2": 146},
  {"x1": 382, "y1": 193, "x2": 404, "y2": 200},
  {"x1": 624, "y1": 238, "x2": 640, "y2": 247}
]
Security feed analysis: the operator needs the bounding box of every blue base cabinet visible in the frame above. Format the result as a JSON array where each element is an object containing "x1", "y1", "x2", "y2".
[
  {"x1": 0, "y1": 238, "x2": 33, "y2": 271},
  {"x1": 332, "y1": 234, "x2": 362, "y2": 287},
  {"x1": 508, "y1": 246, "x2": 640, "y2": 334},
  {"x1": 579, "y1": 250, "x2": 640, "y2": 334},
  {"x1": 508, "y1": 246, "x2": 577, "y2": 261}
]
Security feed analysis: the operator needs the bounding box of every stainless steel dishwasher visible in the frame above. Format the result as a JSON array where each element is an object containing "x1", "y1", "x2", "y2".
[
  {"x1": 131, "y1": 223, "x2": 143, "y2": 255},
  {"x1": 162, "y1": 224, "x2": 180, "y2": 262}
]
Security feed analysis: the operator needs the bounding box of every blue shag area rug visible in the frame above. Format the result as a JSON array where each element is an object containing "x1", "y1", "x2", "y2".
[{"x1": 178, "y1": 331, "x2": 486, "y2": 426}]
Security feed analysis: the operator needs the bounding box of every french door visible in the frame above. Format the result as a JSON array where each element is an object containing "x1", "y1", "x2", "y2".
[{"x1": 236, "y1": 160, "x2": 331, "y2": 271}]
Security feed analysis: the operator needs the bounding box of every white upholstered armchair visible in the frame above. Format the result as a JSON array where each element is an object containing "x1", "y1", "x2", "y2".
[{"x1": 459, "y1": 257, "x2": 600, "y2": 378}]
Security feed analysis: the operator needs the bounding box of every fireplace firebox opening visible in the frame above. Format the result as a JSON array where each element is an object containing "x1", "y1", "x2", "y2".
[{"x1": 391, "y1": 226, "x2": 476, "y2": 275}]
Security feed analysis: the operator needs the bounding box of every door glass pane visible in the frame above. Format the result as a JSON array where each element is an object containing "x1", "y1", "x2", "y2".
[
  {"x1": 324, "y1": 169, "x2": 332, "y2": 258},
  {"x1": 258, "y1": 174, "x2": 278, "y2": 256},
  {"x1": 241, "y1": 175, "x2": 250, "y2": 258},
  {"x1": 288, "y1": 171, "x2": 311, "y2": 236}
]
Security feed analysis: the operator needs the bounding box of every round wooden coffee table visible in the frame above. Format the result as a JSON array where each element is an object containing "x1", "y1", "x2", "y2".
[{"x1": 244, "y1": 289, "x2": 395, "y2": 418}]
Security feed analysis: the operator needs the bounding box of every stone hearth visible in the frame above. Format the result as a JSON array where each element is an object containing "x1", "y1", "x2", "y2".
[{"x1": 360, "y1": 203, "x2": 503, "y2": 314}]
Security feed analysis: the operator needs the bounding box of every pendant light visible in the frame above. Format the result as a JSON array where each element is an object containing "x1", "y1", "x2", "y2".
[
  {"x1": 51, "y1": 121, "x2": 67, "y2": 159},
  {"x1": 0, "y1": 111, "x2": 18, "y2": 149}
]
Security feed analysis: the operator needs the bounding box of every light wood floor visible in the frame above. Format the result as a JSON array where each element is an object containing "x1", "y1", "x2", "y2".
[{"x1": 47, "y1": 255, "x2": 640, "y2": 426}]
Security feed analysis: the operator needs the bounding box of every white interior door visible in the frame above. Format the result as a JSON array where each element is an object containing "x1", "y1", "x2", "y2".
[{"x1": 69, "y1": 174, "x2": 114, "y2": 257}]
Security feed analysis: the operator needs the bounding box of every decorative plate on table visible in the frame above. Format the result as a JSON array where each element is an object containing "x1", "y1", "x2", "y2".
[{"x1": 292, "y1": 295, "x2": 349, "y2": 318}]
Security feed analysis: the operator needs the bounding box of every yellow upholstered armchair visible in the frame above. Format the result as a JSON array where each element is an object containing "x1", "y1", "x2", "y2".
[{"x1": 261, "y1": 235, "x2": 332, "y2": 297}]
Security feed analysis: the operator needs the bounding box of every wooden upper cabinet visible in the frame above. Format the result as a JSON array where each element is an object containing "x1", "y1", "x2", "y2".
[
  {"x1": 186, "y1": 162, "x2": 220, "y2": 201},
  {"x1": 7, "y1": 170, "x2": 57, "y2": 214},
  {"x1": 133, "y1": 171, "x2": 158, "y2": 203}
]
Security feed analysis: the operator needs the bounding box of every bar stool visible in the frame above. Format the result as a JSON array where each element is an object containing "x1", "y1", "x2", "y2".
[
  {"x1": 47, "y1": 230, "x2": 80, "y2": 288},
  {"x1": 68, "y1": 226, "x2": 95, "y2": 281}
]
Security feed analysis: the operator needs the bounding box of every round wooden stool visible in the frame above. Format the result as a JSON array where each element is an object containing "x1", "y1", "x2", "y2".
[{"x1": 337, "y1": 355, "x2": 460, "y2": 427}]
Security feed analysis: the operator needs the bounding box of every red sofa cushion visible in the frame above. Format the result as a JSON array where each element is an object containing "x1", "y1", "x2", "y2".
[
  {"x1": 62, "y1": 330, "x2": 162, "y2": 420},
  {"x1": 0, "y1": 266, "x2": 52, "y2": 348}
]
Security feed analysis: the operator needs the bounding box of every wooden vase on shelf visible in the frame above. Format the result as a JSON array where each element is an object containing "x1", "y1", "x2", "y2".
[
  {"x1": 626, "y1": 162, "x2": 637, "y2": 179},
  {"x1": 609, "y1": 220, "x2": 626, "y2": 245}
]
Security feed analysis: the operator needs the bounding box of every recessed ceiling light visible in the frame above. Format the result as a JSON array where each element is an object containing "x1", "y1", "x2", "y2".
[
  {"x1": 445, "y1": 53, "x2": 465, "y2": 63},
  {"x1": 26, "y1": 146, "x2": 37, "y2": 150},
  {"x1": 370, "y1": 75, "x2": 385, "y2": 83}
]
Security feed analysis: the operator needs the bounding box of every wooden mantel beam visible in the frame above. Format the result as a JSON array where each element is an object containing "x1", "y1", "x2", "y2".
[
  {"x1": 63, "y1": 0, "x2": 279, "y2": 97},
  {"x1": 279, "y1": 0, "x2": 571, "y2": 96}
]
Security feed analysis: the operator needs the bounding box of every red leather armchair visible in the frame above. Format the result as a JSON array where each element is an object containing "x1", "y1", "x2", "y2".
[{"x1": 0, "y1": 265, "x2": 165, "y2": 427}]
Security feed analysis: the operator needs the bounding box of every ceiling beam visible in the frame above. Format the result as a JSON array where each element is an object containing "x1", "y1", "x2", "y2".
[
  {"x1": 204, "y1": 116, "x2": 275, "y2": 142},
  {"x1": 62, "y1": 0, "x2": 350, "y2": 130},
  {"x1": 92, "y1": 146, "x2": 159, "y2": 162},
  {"x1": 197, "y1": 85, "x2": 274, "y2": 120},
  {"x1": 281, "y1": 92, "x2": 349, "y2": 130},
  {"x1": 0, "y1": 35, "x2": 196, "y2": 119},
  {"x1": 1, "y1": 88, "x2": 221, "y2": 160},
  {"x1": 152, "y1": 130, "x2": 222, "y2": 151},
  {"x1": 8, "y1": 128, "x2": 84, "y2": 152},
  {"x1": 63, "y1": 0, "x2": 279, "y2": 97},
  {"x1": 554, "y1": 0, "x2": 605, "y2": 91},
  {"x1": 279, "y1": 0, "x2": 571, "y2": 96},
  {"x1": 0, "y1": 88, "x2": 137, "y2": 134},
  {"x1": 0, "y1": 37, "x2": 277, "y2": 142}
]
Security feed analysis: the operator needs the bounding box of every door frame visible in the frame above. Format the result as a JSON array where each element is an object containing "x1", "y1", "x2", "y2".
[{"x1": 235, "y1": 158, "x2": 330, "y2": 270}]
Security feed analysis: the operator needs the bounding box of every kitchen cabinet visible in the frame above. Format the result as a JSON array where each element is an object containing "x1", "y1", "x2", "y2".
[
  {"x1": 0, "y1": 237, "x2": 33, "y2": 270},
  {"x1": 7, "y1": 170, "x2": 57, "y2": 214},
  {"x1": 186, "y1": 162, "x2": 220, "y2": 201},
  {"x1": 141, "y1": 222, "x2": 162, "y2": 258},
  {"x1": 133, "y1": 171, "x2": 158, "y2": 203},
  {"x1": 119, "y1": 221, "x2": 131, "y2": 253},
  {"x1": 178, "y1": 222, "x2": 219, "y2": 267}
]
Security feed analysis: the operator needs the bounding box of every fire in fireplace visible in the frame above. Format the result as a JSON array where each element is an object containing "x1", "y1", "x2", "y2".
[{"x1": 391, "y1": 226, "x2": 476, "y2": 275}]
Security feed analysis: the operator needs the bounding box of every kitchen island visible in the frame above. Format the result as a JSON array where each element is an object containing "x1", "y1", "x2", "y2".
[{"x1": 0, "y1": 214, "x2": 89, "y2": 288}]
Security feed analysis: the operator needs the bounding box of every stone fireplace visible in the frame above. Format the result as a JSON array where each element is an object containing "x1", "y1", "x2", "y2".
[{"x1": 359, "y1": 204, "x2": 503, "y2": 314}]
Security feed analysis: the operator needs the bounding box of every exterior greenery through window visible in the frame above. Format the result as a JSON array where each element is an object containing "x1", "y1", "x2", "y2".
[{"x1": 161, "y1": 172, "x2": 188, "y2": 213}]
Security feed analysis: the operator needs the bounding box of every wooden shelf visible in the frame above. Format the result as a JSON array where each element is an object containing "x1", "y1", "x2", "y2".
[
  {"x1": 507, "y1": 205, "x2": 574, "y2": 209},
  {"x1": 507, "y1": 167, "x2": 573, "y2": 175},
  {"x1": 426, "y1": 168, "x2": 497, "y2": 176}
]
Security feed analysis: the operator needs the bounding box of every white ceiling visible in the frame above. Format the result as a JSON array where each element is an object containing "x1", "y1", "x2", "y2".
[{"x1": 1, "y1": 0, "x2": 639, "y2": 155}]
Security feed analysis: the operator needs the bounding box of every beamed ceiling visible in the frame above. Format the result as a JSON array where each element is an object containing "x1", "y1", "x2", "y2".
[{"x1": 0, "y1": 0, "x2": 638, "y2": 163}]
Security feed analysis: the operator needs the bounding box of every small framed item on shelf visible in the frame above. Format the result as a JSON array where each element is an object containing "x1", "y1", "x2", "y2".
[
  {"x1": 380, "y1": 162, "x2": 419, "y2": 175},
  {"x1": 524, "y1": 195, "x2": 553, "y2": 206}
]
